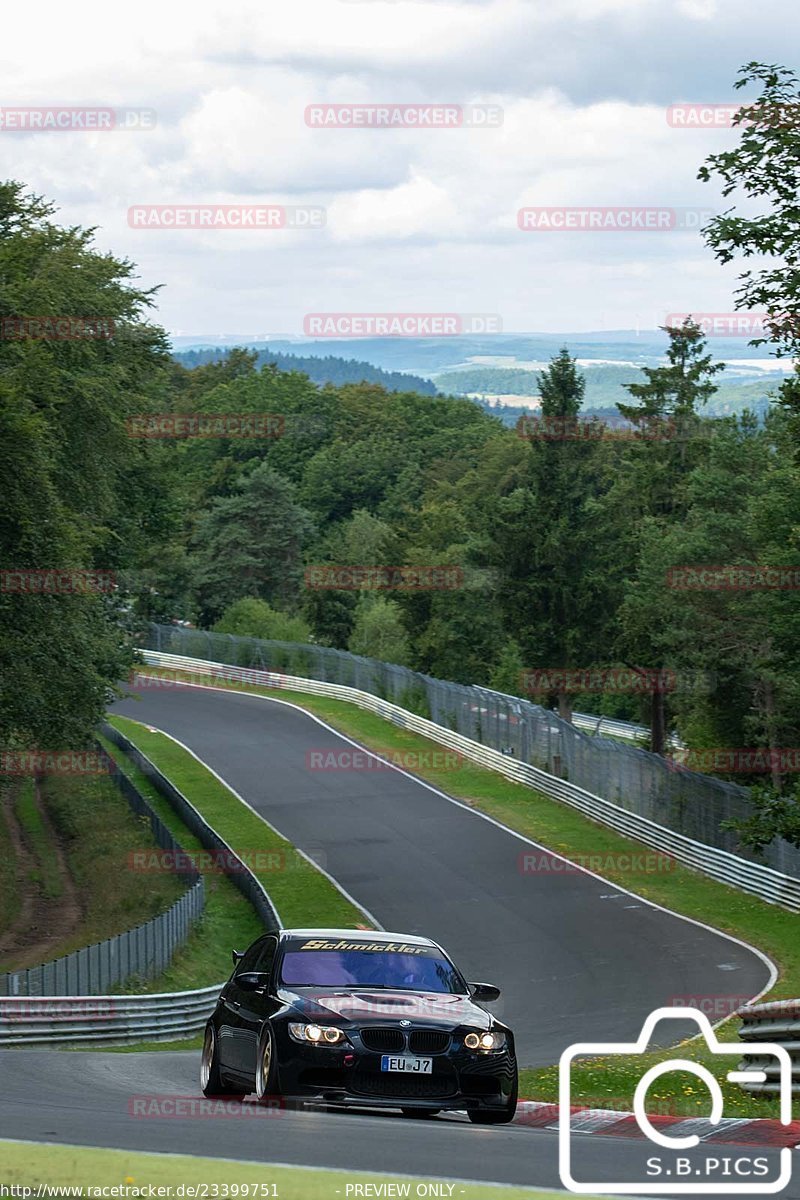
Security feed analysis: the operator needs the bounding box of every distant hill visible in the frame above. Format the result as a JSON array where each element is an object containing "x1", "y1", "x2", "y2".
[
  {"x1": 436, "y1": 364, "x2": 781, "y2": 416},
  {"x1": 173, "y1": 346, "x2": 437, "y2": 396}
]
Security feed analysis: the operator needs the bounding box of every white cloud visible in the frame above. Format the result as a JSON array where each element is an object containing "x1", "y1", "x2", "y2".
[
  {"x1": 329, "y1": 172, "x2": 467, "y2": 241},
  {"x1": 0, "y1": 0, "x2": 794, "y2": 332}
]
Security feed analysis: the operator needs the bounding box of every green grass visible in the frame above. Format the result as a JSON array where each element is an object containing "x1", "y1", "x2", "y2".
[
  {"x1": 96, "y1": 732, "x2": 263, "y2": 994},
  {"x1": 522, "y1": 1048, "x2": 793, "y2": 1121},
  {"x1": 0, "y1": 770, "x2": 194, "y2": 974},
  {"x1": 15, "y1": 779, "x2": 63, "y2": 900},
  {"x1": 130, "y1": 668, "x2": 800, "y2": 1117},
  {"x1": 41, "y1": 772, "x2": 186, "y2": 960},
  {"x1": 108, "y1": 715, "x2": 370, "y2": 930},
  {"x1": 0, "y1": 1140, "x2": 598, "y2": 1198},
  {"x1": 0, "y1": 783, "x2": 22, "y2": 932},
  {"x1": 80, "y1": 1033, "x2": 204, "y2": 1053}
]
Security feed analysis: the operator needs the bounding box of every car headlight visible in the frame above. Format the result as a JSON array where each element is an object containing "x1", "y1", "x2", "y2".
[
  {"x1": 288, "y1": 1022, "x2": 348, "y2": 1046},
  {"x1": 464, "y1": 1030, "x2": 505, "y2": 1052}
]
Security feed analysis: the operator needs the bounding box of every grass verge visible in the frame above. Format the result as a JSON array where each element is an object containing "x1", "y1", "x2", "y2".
[
  {"x1": 129, "y1": 669, "x2": 800, "y2": 1117},
  {"x1": 0, "y1": 1140, "x2": 598, "y2": 1199},
  {"x1": 78, "y1": 1034, "x2": 204, "y2": 1053},
  {"x1": 96, "y1": 731, "x2": 263, "y2": 995},
  {"x1": 42, "y1": 772, "x2": 186, "y2": 959},
  {"x1": 15, "y1": 779, "x2": 63, "y2": 900},
  {"x1": 0, "y1": 769, "x2": 192, "y2": 974},
  {"x1": 108, "y1": 715, "x2": 370, "y2": 931}
]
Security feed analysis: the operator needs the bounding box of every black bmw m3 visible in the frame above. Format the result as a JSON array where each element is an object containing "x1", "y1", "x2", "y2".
[{"x1": 201, "y1": 927, "x2": 518, "y2": 1123}]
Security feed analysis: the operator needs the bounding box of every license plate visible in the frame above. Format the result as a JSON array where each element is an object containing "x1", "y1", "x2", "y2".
[{"x1": 380, "y1": 1054, "x2": 433, "y2": 1074}]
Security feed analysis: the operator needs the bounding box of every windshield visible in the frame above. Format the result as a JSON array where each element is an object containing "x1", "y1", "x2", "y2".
[{"x1": 279, "y1": 946, "x2": 466, "y2": 992}]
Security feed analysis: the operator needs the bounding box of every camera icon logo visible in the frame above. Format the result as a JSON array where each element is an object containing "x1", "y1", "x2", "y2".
[{"x1": 558, "y1": 1007, "x2": 793, "y2": 1194}]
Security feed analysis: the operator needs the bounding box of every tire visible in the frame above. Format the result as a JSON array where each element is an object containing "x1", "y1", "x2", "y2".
[
  {"x1": 401, "y1": 1108, "x2": 440, "y2": 1118},
  {"x1": 200, "y1": 1023, "x2": 239, "y2": 1097},
  {"x1": 467, "y1": 1078, "x2": 518, "y2": 1125},
  {"x1": 254, "y1": 1024, "x2": 282, "y2": 1107}
]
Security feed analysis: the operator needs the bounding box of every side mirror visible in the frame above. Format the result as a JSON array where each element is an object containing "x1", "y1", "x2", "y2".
[
  {"x1": 470, "y1": 982, "x2": 501, "y2": 1002},
  {"x1": 236, "y1": 971, "x2": 271, "y2": 992},
  {"x1": 232, "y1": 950, "x2": 244, "y2": 966}
]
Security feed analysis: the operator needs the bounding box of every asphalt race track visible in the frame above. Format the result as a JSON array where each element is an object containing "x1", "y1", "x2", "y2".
[
  {"x1": 2, "y1": 1049, "x2": 797, "y2": 1196},
  {"x1": 3, "y1": 680, "x2": 788, "y2": 1196},
  {"x1": 110, "y1": 681, "x2": 771, "y2": 1061}
]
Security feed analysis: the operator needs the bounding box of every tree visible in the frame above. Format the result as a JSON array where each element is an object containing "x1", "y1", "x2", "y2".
[
  {"x1": 698, "y1": 63, "x2": 800, "y2": 427},
  {"x1": 213, "y1": 597, "x2": 312, "y2": 643},
  {"x1": 189, "y1": 463, "x2": 315, "y2": 625},
  {"x1": 348, "y1": 596, "x2": 411, "y2": 664},
  {"x1": 489, "y1": 639, "x2": 525, "y2": 694},
  {"x1": 0, "y1": 181, "x2": 170, "y2": 748},
  {"x1": 725, "y1": 784, "x2": 800, "y2": 854},
  {"x1": 485, "y1": 349, "x2": 618, "y2": 721},
  {"x1": 618, "y1": 320, "x2": 723, "y2": 444},
  {"x1": 620, "y1": 411, "x2": 800, "y2": 781},
  {"x1": 612, "y1": 321, "x2": 723, "y2": 752},
  {"x1": 174, "y1": 347, "x2": 259, "y2": 404}
]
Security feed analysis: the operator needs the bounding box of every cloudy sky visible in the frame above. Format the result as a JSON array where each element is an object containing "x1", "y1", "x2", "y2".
[{"x1": 2, "y1": 0, "x2": 798, "y2": 337}]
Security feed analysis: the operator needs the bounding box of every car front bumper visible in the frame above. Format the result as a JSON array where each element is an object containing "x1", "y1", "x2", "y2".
[{"x1": 273, "y1": 1029, "x2": 517, "y2": 1111}]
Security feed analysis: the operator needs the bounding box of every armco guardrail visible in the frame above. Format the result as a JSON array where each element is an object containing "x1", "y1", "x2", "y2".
[
  {"x1": 470, "y1": 686, "x2": 685, "y2": 749},
  {"x1": 0, "y1": 984, "x2": 222, "y2": 1047},
  {"x1": 738, "y1": 999, "x2": 800, "y2": 1094},
  {"x1": 571, "y1": 711, "x2": 685, "y2": 750},
  {"x1": 101, "y1": 721, "x2": 280, "y2": 934},
  {"x1": 146, "y1": 623, "x2": 799, "y2": 882},
  {"x1": 136, "y1": 650, "x2": 800, "y2": 913},
  {"x1": 0, "y1": 751, "x2": 205, "y2": 999}
]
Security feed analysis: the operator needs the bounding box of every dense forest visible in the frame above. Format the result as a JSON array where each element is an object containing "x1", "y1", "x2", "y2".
[
  {"x1": 175, "y1": 347, "x2": 437, "y2": 396},
  {"x1": 2, "y1": 65, "x2": 800, "y2": 847}
]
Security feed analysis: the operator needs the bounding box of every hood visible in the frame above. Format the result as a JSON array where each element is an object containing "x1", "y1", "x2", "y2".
[{"x1": 278, "y1": 987, "x2": 493, "y2": 1029}]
